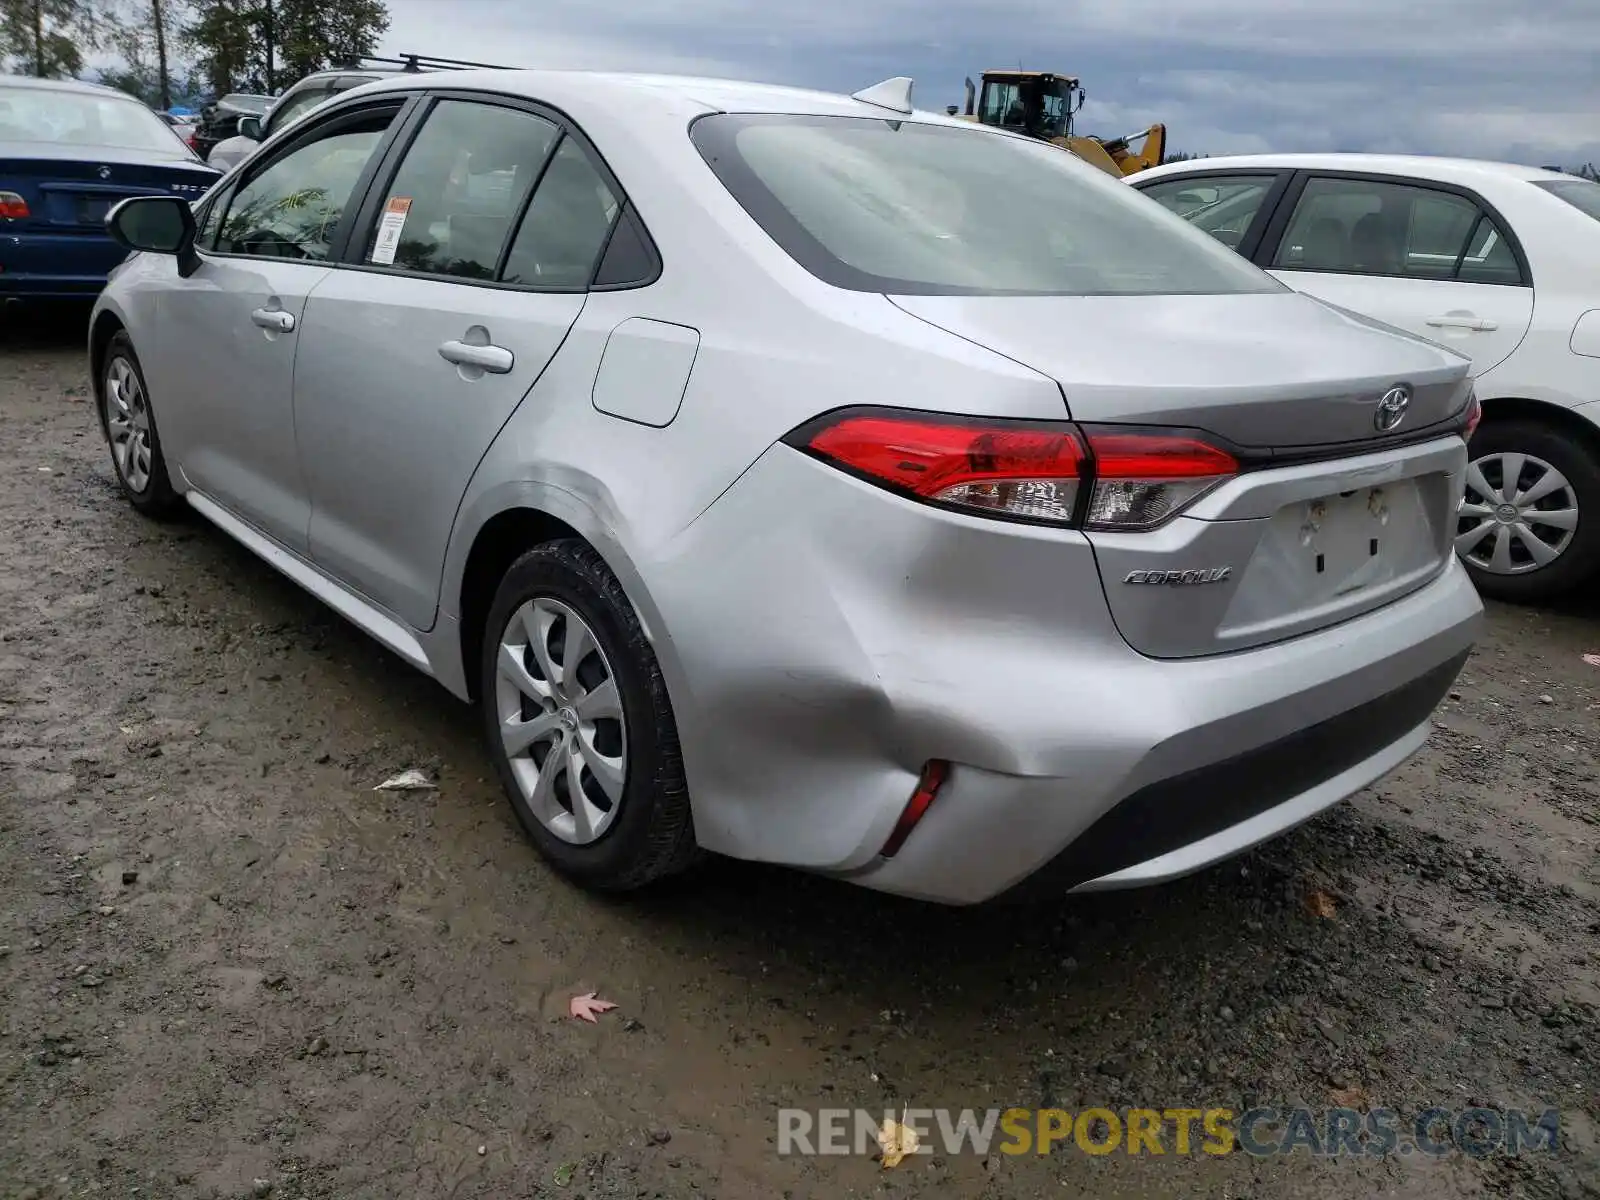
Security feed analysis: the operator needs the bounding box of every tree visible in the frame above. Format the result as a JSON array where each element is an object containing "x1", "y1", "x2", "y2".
[
  {"x1": 104, "y1": 0, "x2": 182, "y2": 108},
  {"x1": 184, "y1": 0, "x2": 386, "y2": 96},
  {"x1": 0, "y1": 0, "x2": 108, "y2": 77}
]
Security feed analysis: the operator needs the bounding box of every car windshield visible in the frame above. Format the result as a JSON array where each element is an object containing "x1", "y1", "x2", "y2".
[
  {"x1": 1533, "y1": 178, "x2": 1600, "y2": 223},
  {"x1": 691, "y1": 114, "x2": 1281, "y2": 297},
  {"x1": 0, "y1": 84, "x2": 185, "y2": 152}
]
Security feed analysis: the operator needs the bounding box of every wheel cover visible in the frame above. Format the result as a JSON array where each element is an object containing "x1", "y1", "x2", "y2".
[
  {"x1": 495, "y1": 597, "x2": 628, "y2": 845},
  {"x1": 1456, "y1": 451, "x2": 1578, "y2": 576},
  {"x1": 103, "y1": 356, "x2": 153, "y2": 494}
]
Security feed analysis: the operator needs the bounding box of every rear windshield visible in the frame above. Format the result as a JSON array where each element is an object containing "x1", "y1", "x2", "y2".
[
  {"x1": 690, "y1": 114, "x2": 1282, "y2": 297},
  {"x1": 1533, "y1": 178, "x2": 1600, "y2": 223},
  {"x1": 0, "y1": 84, "x2": 185, "y2": 153}
]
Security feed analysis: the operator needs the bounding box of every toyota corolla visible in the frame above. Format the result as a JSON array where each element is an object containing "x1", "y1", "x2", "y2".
[{"x1": 89, "y1": 71, "x2": 1481, "y2": 904}]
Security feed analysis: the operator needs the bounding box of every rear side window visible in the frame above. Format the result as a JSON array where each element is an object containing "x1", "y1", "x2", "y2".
[
  {"x1": 1273, "y1": 176, "x2": 1525, "y2": 285},
  {"x1": 690, "y1": 114, "x2": 1279, "y2": 297},
  {"x1": 362, "y1": 99, "x2": 561, "y2": 280},
  {"x1": 499, "y1": 136, "x2": 621, "y2": 288}
]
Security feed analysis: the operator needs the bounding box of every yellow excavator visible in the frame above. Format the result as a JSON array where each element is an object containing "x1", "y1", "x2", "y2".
[{"x1": 947, "y1": 70, "x2": 1166, "y2": 177}]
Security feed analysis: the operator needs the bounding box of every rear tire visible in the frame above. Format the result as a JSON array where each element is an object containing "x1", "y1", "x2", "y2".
[
  {"x1": 1457, "y1": 418, "x2": 1600, "y2": 603},
  {"x1": 480, "y1": 539, "x2": 699, "y2": 891},
  {"x1": 100, "y1": 331, "x2": 182, "y2": 519}
]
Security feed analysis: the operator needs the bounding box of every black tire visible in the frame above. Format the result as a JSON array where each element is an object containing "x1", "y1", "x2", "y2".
[
  {"x1": 1459, "y1": 418, "x2": 1600, "y2": 604},
  {"x1": 99, "y1": 331, "x2": 182, "y2": 519},
  {"x1": 480, "y1": 539, "x2": 698, "y2": 890}
]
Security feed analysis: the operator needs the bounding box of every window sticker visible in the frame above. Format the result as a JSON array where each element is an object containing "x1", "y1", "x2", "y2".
[{"x1": 370, "y1": 196, "x2": 412, "y2": 265}]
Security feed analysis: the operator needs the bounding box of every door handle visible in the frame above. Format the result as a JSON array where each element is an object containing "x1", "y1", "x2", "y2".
[
  {"x1": 250, "y1": 307, "x2": 295, "y2": 332},
  {"x1": 1426, "y1": 315, "x2": 1497, "y2": 332},
  {"x1": 438, "y1": 339, "x2": 514, "y2": 374}
]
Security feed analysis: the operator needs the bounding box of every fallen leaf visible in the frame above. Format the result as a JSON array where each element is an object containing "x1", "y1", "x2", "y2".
[
  {"x1": 553, "y1": 1162, "x2": 576, "y2": 1186},
  {"x1": 372, "y1": 769, "x2": 436, "y2": 791},
  {"x1": 1306, "y1": 889, "x2": 1338, "y2": 919},
  {"x1": 568, "y1": 992, "x2": 618, "y2": 1023},
  {"x1": 877, "y1": 1115, "x2": 920, "y2": 1168},
  {"x1": 1583, "y1": 653, "x2": 1600, "y2": 668},
  {"x1": 1329, "y1": 1085, "x2": 1370, "y2": 1108}
]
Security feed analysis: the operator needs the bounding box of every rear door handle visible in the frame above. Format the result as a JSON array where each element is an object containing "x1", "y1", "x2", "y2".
[
  {"x1": 250, "y1": 307, "x2": 295, "y2": 332},
  {"x1": 439, "y1": 339, "x2": 514, "y2": 374},
  {"x1": 1426, "y1": 315, "x2": 1497, "y2": 332}
]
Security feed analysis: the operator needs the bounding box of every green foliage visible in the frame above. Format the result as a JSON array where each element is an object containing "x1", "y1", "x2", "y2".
[
  {"x1": 0, "y1": 0, "x2": 109, "y2": 77},
  {"x1": 184, "y1": 0, "x2": 389, "y2": 95}
]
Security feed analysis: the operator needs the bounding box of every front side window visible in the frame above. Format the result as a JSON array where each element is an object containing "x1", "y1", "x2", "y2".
[
  {"x1": 362, "y1": 99, "x2": 560, "y2": 280},
  {"x1": 978, "y1": 81, "x2": 1023, "y2": 129},
  {"x1": 1273, "y1": 176, "x2": 1523, "y2": 284},
  {"x1": 691, "y1": 114, "x2": 1280, "y2": 297},
  {"x1": 215, "y1": 111, "x2": 395, "y2": 260},
  {"x1": 1140, "y1": 174, "x2": 1275, "y2": 250}
]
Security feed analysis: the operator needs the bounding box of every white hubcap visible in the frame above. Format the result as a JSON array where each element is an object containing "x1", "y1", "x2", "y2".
[
  {"x1": 494, "y1": 597, "x2": 627, "y2": 845},
  {"x1": 1456, "y1": 451, "x2": 1578, "y2": 575}
]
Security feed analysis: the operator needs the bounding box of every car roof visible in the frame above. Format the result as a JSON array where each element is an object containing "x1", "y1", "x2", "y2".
[
  {"x1": 0, "y1": 73, "x2": 148, "y2": 101},
  {"x1": 346, "y1": 68, "x2": 976, "y2": 126},
  {"x1": 1137, "y1": 152, "x2": 1567, "y2": 188}
]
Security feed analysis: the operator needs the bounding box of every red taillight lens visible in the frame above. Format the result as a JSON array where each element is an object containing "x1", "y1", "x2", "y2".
[
  {"x1": 791, "y1": 407, "x2": 1238, "y2": 531},
  {"x1": 1463, "y1": 389, "x2": 1482, "y2": 441},
  {"x1": 1080, "y1": 426, "x2": 1238, "y2": 531},
  {"x1": 880, "y1": 760, "x2": 949, "y2": 859},
  {"x1": 804, "y1": 412, "x2": 1085, "y2": 524},
  {"x1": 0, "y1": 191, "x2": 29, "y2": 220}
]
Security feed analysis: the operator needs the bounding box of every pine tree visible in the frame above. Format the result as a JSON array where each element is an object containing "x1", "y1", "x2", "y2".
[
  {"x1": 184, "y1": 0, "x2": 387, "y2": 96},
  {"x1": 0, "y1": 0, "x2": 108, "y2": 77}
]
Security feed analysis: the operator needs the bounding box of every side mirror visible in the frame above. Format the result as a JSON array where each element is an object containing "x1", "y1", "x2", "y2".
[
  {"x1": 106, "y1": 195, "x2": 201, "y2": 278},
  {"x1": 237, "y1": 114, "x2": 263, "y2": 140}
]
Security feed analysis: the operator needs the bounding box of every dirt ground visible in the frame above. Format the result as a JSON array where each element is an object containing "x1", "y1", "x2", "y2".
[{"x1": 1, "y1": 305, "x2": 1597, "y2": 1200}]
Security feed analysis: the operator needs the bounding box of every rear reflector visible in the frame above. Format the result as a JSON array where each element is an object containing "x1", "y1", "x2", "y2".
[
  {"x1": 880, "y1": 760, "x2": 949, "y2": 859},
  {"x1": 0, "y1": 191, "x2": 29, "y2": 220},
  {"x1": 790, "y1": 407, "x2": 1238, "y2": 530}
]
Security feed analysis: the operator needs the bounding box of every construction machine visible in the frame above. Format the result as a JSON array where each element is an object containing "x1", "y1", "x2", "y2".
[{"x1": 946, "y1": 70, "x2": 1166, "y2": 177}]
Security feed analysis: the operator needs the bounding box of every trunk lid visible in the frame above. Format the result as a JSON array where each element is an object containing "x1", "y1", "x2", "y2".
[
  {"x1": 889, "y1": 291, "x2": 1470, "y2": 448},
  {"x1": 0, "y1": 147, "x2": 218, "y2": 233},
  {"x1": 890, "y1": 291, "x2": 1473, "y2": 658}
]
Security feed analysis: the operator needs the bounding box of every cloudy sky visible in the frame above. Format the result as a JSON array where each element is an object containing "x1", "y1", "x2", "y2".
[{"x1": 380, "y1": 0, "x2": 1600, "y2": 167}]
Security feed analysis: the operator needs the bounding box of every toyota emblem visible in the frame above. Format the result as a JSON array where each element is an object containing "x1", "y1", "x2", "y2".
[
  {"x1": 1374, "y1": 386, "x2": 1411, "y2": 432},
  {"x1": 97, "y1": 165, "x2": 111, "y2": 180}
]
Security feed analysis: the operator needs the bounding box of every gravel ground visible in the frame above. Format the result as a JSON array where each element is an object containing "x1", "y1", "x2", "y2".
[{"x1": 1, "y1": 307, "x2": 1597, "y2": 1200}]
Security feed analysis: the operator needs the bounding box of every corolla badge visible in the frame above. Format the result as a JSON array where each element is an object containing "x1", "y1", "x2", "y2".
[
  {"x1": 1374, "y1": 385, "x2": 1411, "y2": 432},
  {"x1": 1124, "y1": 567, "x2": 1232, "y2": 586}
]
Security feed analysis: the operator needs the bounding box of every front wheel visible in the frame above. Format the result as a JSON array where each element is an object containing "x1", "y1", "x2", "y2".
[
  {"x1": 1456, "y1": 418, "x2": 1600, "y2": 603},
  {"x1": 100, "y1": 331, "x2": 181, "y2": 518},
  {"x1": 480, "y1": 540, "x2": 698, "y2": 890}
]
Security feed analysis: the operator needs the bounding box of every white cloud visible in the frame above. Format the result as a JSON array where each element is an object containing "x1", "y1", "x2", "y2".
[{"x1": 379, "y1": 0, "x2": 1600, "y2": 166}]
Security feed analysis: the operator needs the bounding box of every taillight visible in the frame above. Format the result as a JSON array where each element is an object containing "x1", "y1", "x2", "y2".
[
  {"x1": 0, "y1": 191, "x2": 29, "y2": 220},
  {"x1": 1462, "y1": 389, "x2": 1482, "y2": 441},
  {"x1": 788, "y1": 407, "x2": 1237, "y2": 531},
  {"x1": 803, "y1": 411, "x2": 1084, "y2": 523},
  {"x1": 1079, "y1": 426, "x2": 1238, "y2": 531}
]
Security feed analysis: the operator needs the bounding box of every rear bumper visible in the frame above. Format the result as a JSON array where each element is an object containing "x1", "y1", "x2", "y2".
[
  {"x1": 647, "y1": 444, "x2": 1482, "y2": 904},
  {"x1": 848, "y1": 563, "x2": 1479, "y2": 904},
  {"x1": 0, "y1": 232, "x2": 126, "y2": 297}
]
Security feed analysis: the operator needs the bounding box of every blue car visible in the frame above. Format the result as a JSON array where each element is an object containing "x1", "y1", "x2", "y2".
[{"x1": 0, "y1": 75, "x2": 221, "y2": 299}]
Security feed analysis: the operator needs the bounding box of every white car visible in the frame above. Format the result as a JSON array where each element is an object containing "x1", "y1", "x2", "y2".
[{"x1": 1133, "y1": 154, "x2": 1600, "y2": 602}]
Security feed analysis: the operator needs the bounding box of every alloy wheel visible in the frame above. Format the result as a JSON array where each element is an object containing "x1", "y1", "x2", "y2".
[
  {"x1": 104, "y1": 356, "x2": 153, "y2": 494},
  {"x1": 495, "y1": 596, "x2": 627, "y2": 844},
  {"x1": 1456, "y1": 451, "x2": 1579, "y2": 576}
]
